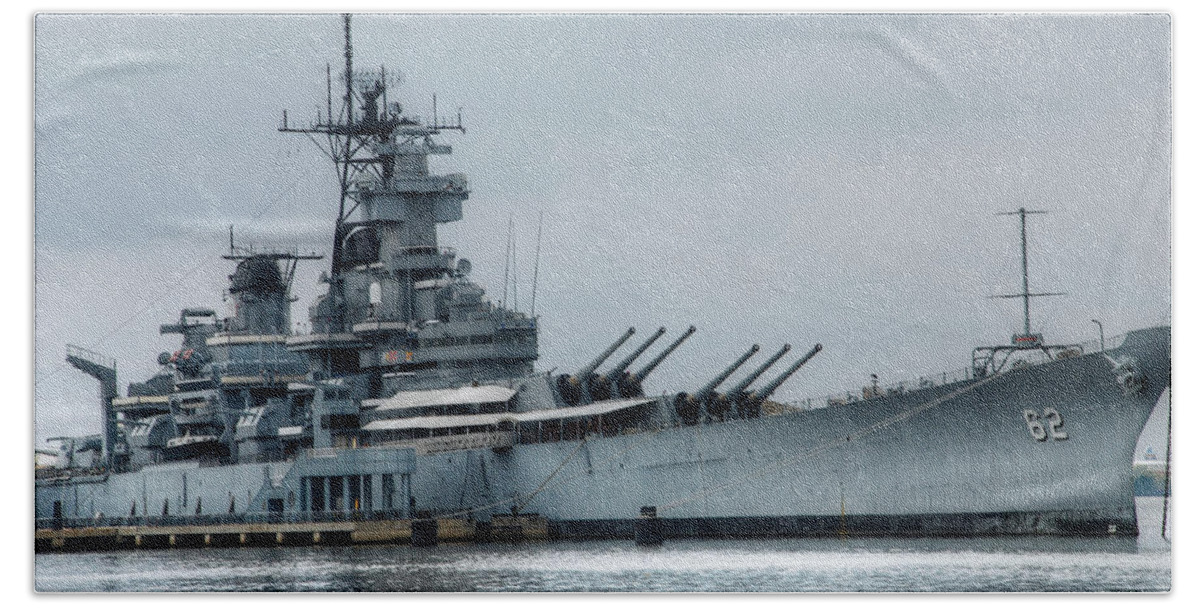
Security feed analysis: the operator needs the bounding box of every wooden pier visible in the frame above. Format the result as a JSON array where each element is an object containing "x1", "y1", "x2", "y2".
[{"x1": 35, "y1": 514, "x2": 549, "y2": 553}]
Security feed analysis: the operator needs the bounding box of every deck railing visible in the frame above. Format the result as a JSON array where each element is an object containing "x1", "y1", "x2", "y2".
[
  {"x1": 782, "y1": 331, "x2": 1131, "y2": 412},
  {"x1": 65, "y1": 344, "x2": 116, "y2": 371}
]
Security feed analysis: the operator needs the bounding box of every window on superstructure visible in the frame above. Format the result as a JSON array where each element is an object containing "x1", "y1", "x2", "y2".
[{"x1": 381, "y1": 474, "x2": 395, "y2": 510}]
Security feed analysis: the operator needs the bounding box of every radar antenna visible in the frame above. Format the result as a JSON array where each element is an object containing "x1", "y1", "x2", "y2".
[{"x1": 224, "y1": 228, "x2": 323, "y2": 295}]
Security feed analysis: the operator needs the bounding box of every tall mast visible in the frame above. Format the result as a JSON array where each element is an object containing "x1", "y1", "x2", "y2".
[
  {"x1": 341, "y1": 12, "x2": 353, "y2": 219},
  {"x1": 1019, "y1": 208, "x2": 1032, "y2": 336},
  {"x1": 992, "y1": 207, "x2": 1064, "y2": 346}
]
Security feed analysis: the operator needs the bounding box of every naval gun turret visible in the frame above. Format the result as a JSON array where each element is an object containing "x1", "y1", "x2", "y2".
[
  {"x1": 556, "y1": 327, "x2": 636, "y2": 405},
  {"x1": 615, "y1": 325, "x2": 697, "y2": 398},
  {"x1": 734, "y1": 343, "x2": 823, "y2": 418},
  {"x1": 672, "y1": 344, "x2": 760, "y2": 425},
  {"x1": 705, "y1": 344, "x2": 791, "y2": 421},
  {"x1": 587, "y1": 326, "x2": 666, "y2": 401}
]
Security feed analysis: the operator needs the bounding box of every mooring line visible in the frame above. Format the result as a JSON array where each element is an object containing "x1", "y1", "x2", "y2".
[
  {"x1": 510, "y1": 437, "x2": 589, "y2": 513},
  {"x1": 438, "y1": 440, "x2": 588, "y2": 520},
  {"x1": 444, "y1": 423, "x2": 669, "y2": 519},
  {"x1": 1162, "y1": 387, "x2": 1171, "y2": 540},
  {"x1": 550, "y1": 423, "x2": 668, "y2": 486}
]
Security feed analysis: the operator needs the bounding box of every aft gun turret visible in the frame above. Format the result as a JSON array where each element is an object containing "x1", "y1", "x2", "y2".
[
  {"x1": 618, "y1": 325, "x2": 697, "y2": 398},
  {"x1": 587, "y1": 326, "x2": 666, "y2": 401},
  {"x1": 706, "y1": 344, "x2": 791, "y2": 420},
  {"x1": 556, "y1": 327, "x2": 636, "y2": 405},
  {"x1": 672, "y1": 344, "x2": 760, "y2": 425},
  {"x1": 736, "y1": 343, "x2": 823, "y2": 418}
]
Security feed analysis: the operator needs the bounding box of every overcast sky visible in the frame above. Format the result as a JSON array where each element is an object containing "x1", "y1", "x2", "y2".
[{"x1": 34, "y1": 14, "x2": 1170, "y2": 450}]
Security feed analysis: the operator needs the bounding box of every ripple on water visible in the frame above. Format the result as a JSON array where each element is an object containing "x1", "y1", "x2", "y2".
[{"x1": 35, "y1": 534, "x2": 1170, "y2": 592}]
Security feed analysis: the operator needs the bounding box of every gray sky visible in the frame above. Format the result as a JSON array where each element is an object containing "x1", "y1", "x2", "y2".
[{"x1": 34, "y1": 14, "x2": 1171, "y2": 449}]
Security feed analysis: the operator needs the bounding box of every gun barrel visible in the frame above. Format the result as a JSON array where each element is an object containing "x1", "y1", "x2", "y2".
[
  {"x1": 696, "y1": 344, "x2": 761, "y2": 398},
  {"x1": 751, "y1": 343, "x2": 823, "y2": 402},
  {"x1": 603, "y1": 326, "x2": 666, "y2": 378},
  {"x1": 576, "y1": 327, "x2": 636, "y2": 379},
  {"x1": 725, "y1": 343, "x2": 791, "y2": 396},
  {"x1": 632, "y1": 325, "x2": 697, "y2": 382}
]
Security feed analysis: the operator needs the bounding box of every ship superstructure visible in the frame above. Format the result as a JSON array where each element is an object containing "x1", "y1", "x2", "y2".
[{"x1": 36, "y1": 15, "x2": 1170, "y2": 540}]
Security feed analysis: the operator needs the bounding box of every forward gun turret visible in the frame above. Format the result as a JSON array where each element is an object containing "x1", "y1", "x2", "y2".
[
  {"x1": 587, "y1": 327, "x2": 666, "y2": 401},
  {"x1": 617, "y1": 325, "x2": 697, "y2": 398},
  {"x1": 706, "y1": 344, "x2": 791, "y2": 420},
  {"x1": 672, "y1": 344, "x2": 760, "y2": 425},
  {"x1": 736, "y1": 343, "x2": 822, "y2": 418},
  {"x1": 555, "y1": 327, "x2": 636, "y2": 405}
]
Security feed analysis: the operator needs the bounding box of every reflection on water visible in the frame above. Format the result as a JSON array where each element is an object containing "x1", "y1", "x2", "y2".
[{"x1": 34, "y1": 498, "x2": 1170, "y2": 592}]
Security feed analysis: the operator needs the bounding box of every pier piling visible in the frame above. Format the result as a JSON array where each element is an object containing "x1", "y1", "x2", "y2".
[
  {"x1": 634, "y1": 506, "x2": 663, "y2": 546},
  {"x1": 411, "y1": 519, "x2": 439, "y2": 547}
]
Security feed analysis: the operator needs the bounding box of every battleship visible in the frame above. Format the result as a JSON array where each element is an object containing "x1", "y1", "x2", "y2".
[{"x1": 35, "y1": 15, "x2": 1170, "y2": 541}]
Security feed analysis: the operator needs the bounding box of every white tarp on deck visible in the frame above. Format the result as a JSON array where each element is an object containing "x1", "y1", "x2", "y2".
[
  {"x1": 361, "y1": 397, "x2": 656, "y2": 432},
  {"x1": 513, "y1": 397, "x2": 656, "y2": 423},
  {"x1": 361, "y1": 385, "x2": 517, "y2": 413}
]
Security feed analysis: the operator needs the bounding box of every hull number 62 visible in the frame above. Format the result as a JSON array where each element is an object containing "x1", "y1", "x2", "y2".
[{"x1": 1023, "y1": 408, "x2": 1068, "y2": 442}]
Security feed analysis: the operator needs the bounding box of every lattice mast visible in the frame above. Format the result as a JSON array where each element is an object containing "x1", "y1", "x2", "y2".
[{"x1": 279, "y1": 14, "x2": 465, "y2": 332}]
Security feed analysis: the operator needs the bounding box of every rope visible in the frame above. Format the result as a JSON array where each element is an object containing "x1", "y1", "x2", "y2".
[
  {"x1": 541, "y1": 422, "x2": 668, "y2": 489},
  {"x1": 439, "y1": 492, "x2": 519, "y2": 520},
  {"x1": 1162, "y1": 387, "x2": 1171, "y2": 540},
  {"x1": 512, "y1": 437, "x2": 588, "y2": 513},
  {"x1": 439, "y1": 421, "x2": 670, "y2": 519},
  {"x1": 659, "y1": 370, "x2": 1008, "y2": 512},
  {"x1": 438, "y1": 436, "x2": 590, "y2": 519}
]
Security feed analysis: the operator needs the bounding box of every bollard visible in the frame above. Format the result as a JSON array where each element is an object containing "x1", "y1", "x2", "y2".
[
  {"x1": 634, "y1": 506, "x2": 663, "y2": 546},
  {"x1": 412, "y1": 518, "x2": 439, "y2": 547}
]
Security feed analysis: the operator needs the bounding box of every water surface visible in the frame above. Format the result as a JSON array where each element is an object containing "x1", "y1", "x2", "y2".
[{"x1": 34, "y1": 497, "x2": 1171, "y2": 592}]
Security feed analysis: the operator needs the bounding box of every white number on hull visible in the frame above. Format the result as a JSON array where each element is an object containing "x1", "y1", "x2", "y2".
[
  {"x1": 1023, "y1": 408, "x2": 1068, "y2": 442},
  {"x1": 1044, "y1": 407, "x2": 1068, "y2": 440},
  {"x1": 1023, "y1": 409, "x2": 1047, "y2": 441}
]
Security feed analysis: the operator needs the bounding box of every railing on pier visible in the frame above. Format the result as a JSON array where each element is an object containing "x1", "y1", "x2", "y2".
[{"x1": 35, "y1": 508, "x2": 418, "y2": 531}]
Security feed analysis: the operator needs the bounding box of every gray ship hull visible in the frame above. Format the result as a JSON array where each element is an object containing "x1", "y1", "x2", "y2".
[
  {"x1": 37, "y1": 326, "x2": 1169, "y2": 538},
  {"x1": 34, "y1": 16, "x2": 1170, "y2": 549},
  {"x1": 404, "y1": 326, "x2": 1169, "y2": 537}
]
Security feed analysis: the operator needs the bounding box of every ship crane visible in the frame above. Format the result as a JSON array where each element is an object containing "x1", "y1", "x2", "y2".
[{"x1": 64, "y1": 345, "x2": 119, "y2": 471}]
